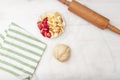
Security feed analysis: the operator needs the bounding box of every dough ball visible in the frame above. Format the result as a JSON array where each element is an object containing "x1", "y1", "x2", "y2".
[{"x1": 53, "y1": 44, "x2": 71, "y2": 62}]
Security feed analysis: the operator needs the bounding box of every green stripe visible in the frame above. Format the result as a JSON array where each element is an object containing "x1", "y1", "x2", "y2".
[
  {"x1": 2, "y1": 46, "x2": 38, "y2": 63},
  {"x1": 5, "y1": 30, "x2": 8, "y2": 34},
  {"x1": 7, "y1": 34, "x2": 44, "y2": 51},
  {"x1": 0, "y1": 52, "x2": 35, "y2": 69},
  {"x1": 0, "y1": 60, "x2": 32, "y2": 75},
  {"x1": 0, "y1": 34, "x2": 5, "y2": 40},
  {"x1": 0, "y1": 66, "x2": 19, "y2": 76},
  {"x1": 11, "y1": 22, "x2": 25, "y2": 30},
  {"x1": 9, "y1": 28, "x2": 46, "y2": 45},
  {"x1": 4, "y1": 40, "x2": 41, "y2": 57}
]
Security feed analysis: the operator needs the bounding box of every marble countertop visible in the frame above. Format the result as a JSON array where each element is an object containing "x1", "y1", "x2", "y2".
[{"x1": 0, "y1": 0, "x2": 120, "y2": 80}]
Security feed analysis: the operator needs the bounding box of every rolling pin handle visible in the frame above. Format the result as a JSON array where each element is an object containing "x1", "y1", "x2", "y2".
[
  {"x1": 58, "y1": 0, "x2": 70, "y2": 6},
  {"x1": 107, "y1": 24, "x2": 120, "y2": 34}
]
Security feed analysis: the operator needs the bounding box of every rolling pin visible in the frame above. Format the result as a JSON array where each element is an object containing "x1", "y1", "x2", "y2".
[{"x1": 58, "y1": 0, "x2": 120, "y2": 34}]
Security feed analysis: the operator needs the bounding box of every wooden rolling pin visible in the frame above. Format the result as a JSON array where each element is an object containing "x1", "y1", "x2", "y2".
[{"x1": 59, "y1": 0, "x2": 120, "y2": 34}]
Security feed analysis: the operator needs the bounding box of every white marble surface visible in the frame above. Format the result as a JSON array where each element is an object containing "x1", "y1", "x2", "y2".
[{"x1": 0, "y1": 0, "x2": 120, "y2": 80}]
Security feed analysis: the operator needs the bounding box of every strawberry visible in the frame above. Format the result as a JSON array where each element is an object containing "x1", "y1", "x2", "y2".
[
  {"x1": 46, "y1": 32, "x2": 51, "y2": 38},
  {"x1": 37, "y1": 21, "x2": 43, "y2": 30},
  {"x1": 38, "y1": 17, "x2": 51, "y2": 38},
  {"x1": 44, "y1": 24, "x2": 49, "y2": 28},
  {"x1": 43, "y1": 17, "x2": 48, "y2": 21},
  {"x1": 41, "y1": 30, "x2": 46, "y2": 37},
  {"x1": 41, "y1": 27, "x2": 49, "y2": 33},
  {"x1": 42, "y1": 17, "x2": 48, "y2": 25}
]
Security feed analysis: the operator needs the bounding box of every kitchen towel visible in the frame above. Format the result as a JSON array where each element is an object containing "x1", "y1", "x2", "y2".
[{"x1": 0, "y1": 22, "x2": 46, "y2": 80}]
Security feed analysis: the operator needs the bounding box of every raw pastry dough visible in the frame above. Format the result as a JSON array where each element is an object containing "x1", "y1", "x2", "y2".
[{"x1": 53, "y1": 44, "x2": 71, "y2": 62}]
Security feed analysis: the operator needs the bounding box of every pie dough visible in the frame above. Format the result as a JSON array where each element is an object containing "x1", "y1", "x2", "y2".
[{"x1": 53, "y1": 44, "x2": 71, "y2": 62}]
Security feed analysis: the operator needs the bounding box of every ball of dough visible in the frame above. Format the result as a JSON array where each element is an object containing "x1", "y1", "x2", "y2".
[{"x1": 53, "y1": 44, "x2": 71, "y2": 62}]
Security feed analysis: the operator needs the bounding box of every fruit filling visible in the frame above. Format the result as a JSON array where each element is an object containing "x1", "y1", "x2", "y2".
[
  {"x1": 37, "y1": 12, "x2": 64, "y2": 38},
  {"x1": 37, "y1": 17, "x2": 51, "y2": 38}
]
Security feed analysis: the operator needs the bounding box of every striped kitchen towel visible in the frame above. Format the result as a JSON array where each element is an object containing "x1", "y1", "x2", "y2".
[{"x1": 0, "y1": 22, "x2": 46, "y2": 80}]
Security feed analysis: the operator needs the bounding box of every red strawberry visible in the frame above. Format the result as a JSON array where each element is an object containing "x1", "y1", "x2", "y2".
[
  {"x1": 43, "y1": 17, "x2": 48, "y2": 21},
  {"x1": 44, "y1": 24, "x2": 49, "y2": 28},
  {"x1": 46, "y1": 32, "x2": 51, "y2": 38},
  {"x1": 42, "y1": 27, "x2": 49, "y2": 32},
  {"x1": 41, "y1": 30, "x2": 46, "y2": 37},
  {"x1": 38, "y1": 17, "x2": 51, "y2": 38},
  {"x1": 42, "y1": 17, "x2": 48, "y2": 24},
  {"x1": 37, "y1": 21, "x2": 43, "y2": 30}
]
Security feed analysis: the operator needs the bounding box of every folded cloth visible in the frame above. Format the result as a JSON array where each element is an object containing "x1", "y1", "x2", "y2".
[
  {"x1": 0, "y1": 34, "x2": 4, "y2": 45},
  {"x1": 0, "y1": 22, "x2": 47, "y2": 80}
]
